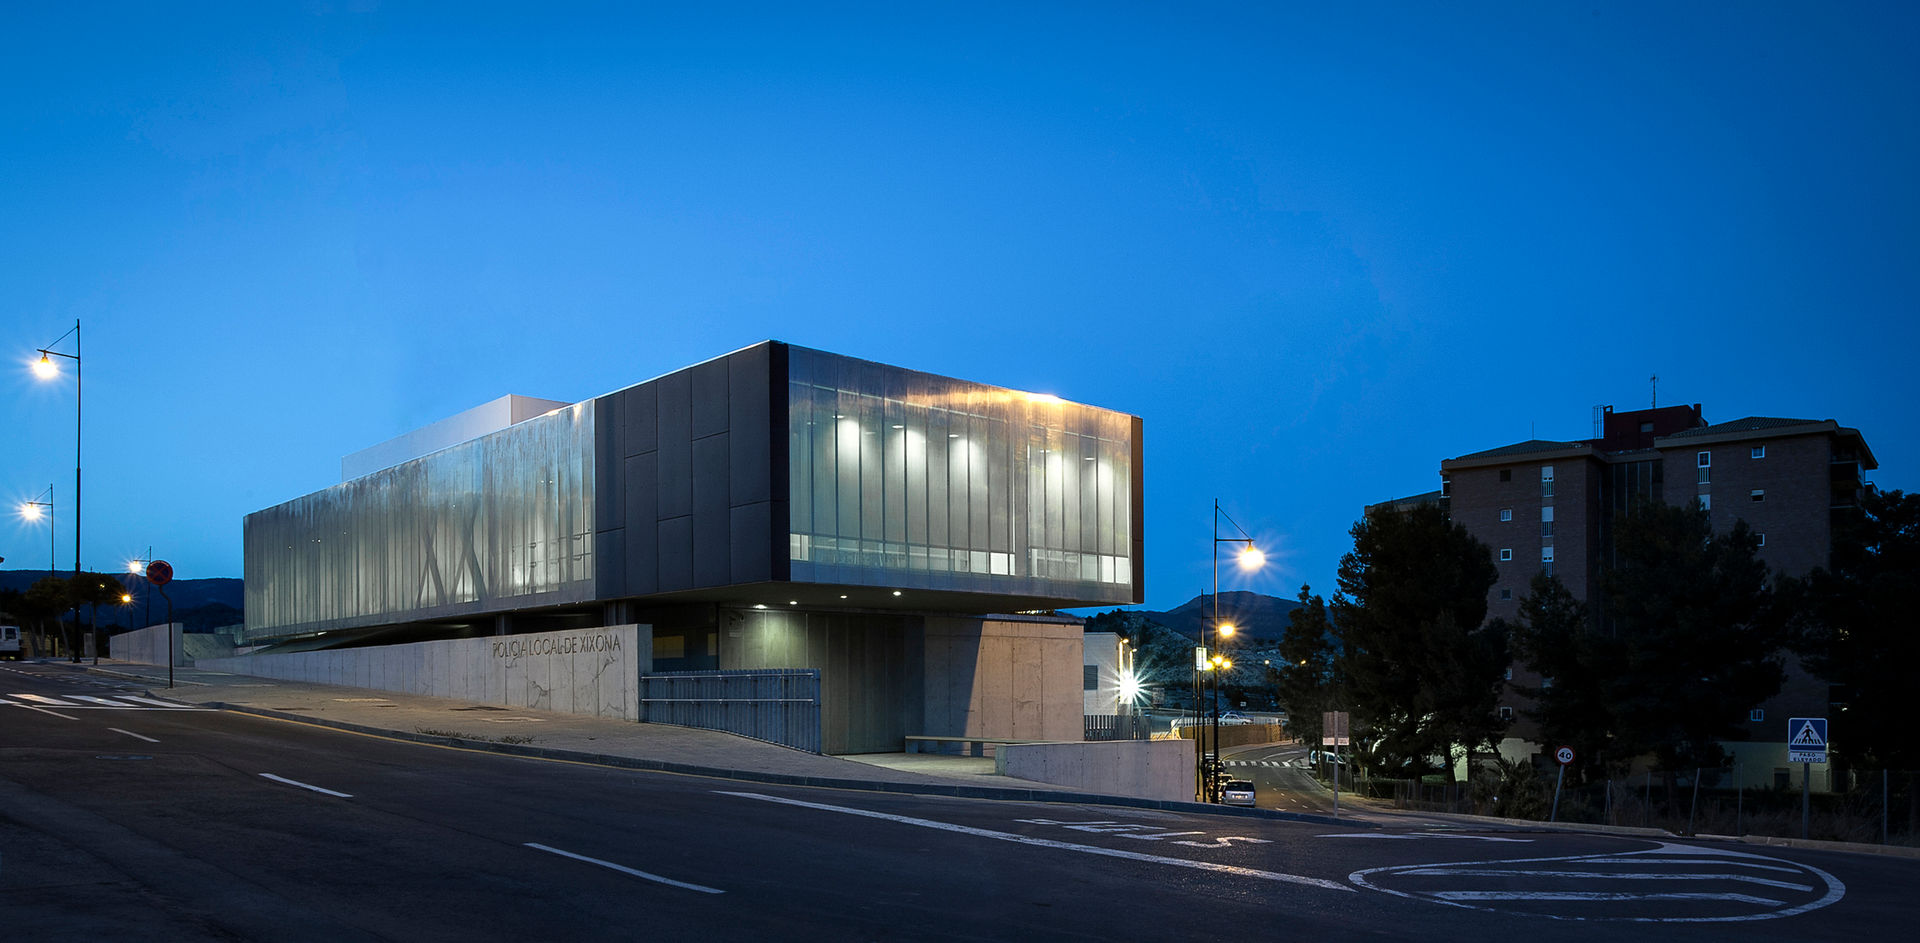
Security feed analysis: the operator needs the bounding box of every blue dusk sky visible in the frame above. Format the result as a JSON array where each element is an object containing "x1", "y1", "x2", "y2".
[{"x1": 3, "y1": 2, "x2": 1915, "y2": 611}]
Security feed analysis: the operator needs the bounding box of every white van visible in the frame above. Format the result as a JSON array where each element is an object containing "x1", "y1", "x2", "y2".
[{"x1": 0, "y1": 625, "x2": 21, "y2": 660}]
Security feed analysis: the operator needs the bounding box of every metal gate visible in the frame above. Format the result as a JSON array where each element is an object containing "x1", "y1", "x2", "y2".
[
  {"x1": 638, "y1": 669, "x2": 822, "y2": 754},
  {"x1": 1084, "y1": 712, "x2": 1150, "y2": 741}
]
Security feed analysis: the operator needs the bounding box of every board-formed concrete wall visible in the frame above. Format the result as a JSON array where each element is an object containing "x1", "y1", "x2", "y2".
[
  {"x1": 109, "y1": 623, "x2": 187, "y2": 667},
  {"x1": 194, "y1": 625, "x2": 649, "y2": 720},
  {"x1": 996, "y1": 739, "x2": 1192, "y2": 801},
  {"x1": 920, "y1": 615, "x2": 1082, "y2": 743}
]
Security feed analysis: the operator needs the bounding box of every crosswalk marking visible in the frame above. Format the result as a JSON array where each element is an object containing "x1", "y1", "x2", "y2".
[{"x1": 2, "y1": 693, "x2": 206, "y2": 711}]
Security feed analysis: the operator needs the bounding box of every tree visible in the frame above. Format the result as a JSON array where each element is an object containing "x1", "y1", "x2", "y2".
[
  {"x1": 1332, "y1": 503, "x2": 1504, "y2": 781},
  {"x1": 1275, "y1": 585, "x2": 1336, "y2": 747},
  {"x1": 1596, "y1": 501, "x2": 1784, "y2": 773},
  {"x1": 1794, "y1": 488, "x2": 1920, "y2": 768},
  {"x1": 22, "y1": 576, "x2": 69, "y2": 655},
  {"x1": 67, "y1": 571, "x2": 127, "y2": 660},
  {"x1": 1505, "y1": 572, "x2": 1615, "y2": 782}
]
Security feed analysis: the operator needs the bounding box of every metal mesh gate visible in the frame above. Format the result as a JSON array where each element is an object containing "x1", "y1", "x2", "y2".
[{"x1": 638, "y1": 669, "x2": 822, "y2": 754}]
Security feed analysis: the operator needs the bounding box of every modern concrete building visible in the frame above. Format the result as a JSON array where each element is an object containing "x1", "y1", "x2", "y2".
[
  {"x1": 243, "y1": 342, "x2": 1143, "y2": 753},
  {"x1": 1385, "y1": 404, "x2": 1876, "y2": 787}
]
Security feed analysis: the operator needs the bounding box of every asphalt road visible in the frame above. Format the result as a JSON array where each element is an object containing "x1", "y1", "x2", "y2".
[{"x1": 3, "y1": 664, "x2": 1911, "y2": 941}]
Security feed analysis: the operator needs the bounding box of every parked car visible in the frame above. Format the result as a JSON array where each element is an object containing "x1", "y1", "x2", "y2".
[{"x1": 1221, "y1": 779, "x2": 1256, "y2": 807}]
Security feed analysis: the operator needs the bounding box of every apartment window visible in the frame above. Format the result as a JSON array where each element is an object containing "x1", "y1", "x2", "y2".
[
  {"x1": 1504, "y1": 667, "x2": 1514, "y2": 681},
  {"x1": 1541, "y1": 465, "x2": 1555, "y2": 482},
  {"x1": 1500, "y1": 588, "x2": 1512, "y2": 600},
  {"x1": 1698, "y1": 451, "x2": 1712, "y2": 467},
  {"x1": 1542, "y1": 546, "x2": 1554, "y2": 563},
  {"x1": 1639, "y1": 421, "x2": 1653, "y2": 434},
  {"x1": 1499, "y1": 706, "x2": 1514, "y2": 721},
  {"x1": 1752, "y1": 445, "x2": 1766, "y2": 459},
  {"x1": 1758, "y1": 533, "x2": 1767, "y2": 547},
  {"x1": 1750, "y1": 708, "x2": 1765, "y2": 722},
  {"x1": 1751, "y1": 489, "x2": 1765, "y2": 502},
  {"x1": 1083, "y1": 665, "x2": 1099, "y2": 691},
  {"x1": 1698, "y1": 494, "x2": 1712, "y2": 511},
  {"x1": 1542, "y1": 521, "x2": 1554, "y2": 538},
  {"x1": 1499, "y1": 468, "x2": 1512, "y2": 482},
  {"x1": 1541, "y1": 506, "x2": 1554, "y2": 522},
  {"x1": 1499, "y1": 508, "x2": 1513, "y2": 522},
  {"x1": 1441, "y1": 475, "x2": 1451, "y2": 497},
  {"x1": 1697, "y1": 451, "x2": 1711, "y2": 484},
  {"x1": 1500, "y1": 548, "x2": 1513, "y2": 561}
]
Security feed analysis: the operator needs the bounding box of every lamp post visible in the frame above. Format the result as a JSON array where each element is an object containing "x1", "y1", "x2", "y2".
[
  {"x1": 1203, "y1": 499, "x2": 1264, "y2": 802},
  {"x1": 33, "y1": 319, "x2": 82, "y2": 662},
  {"x1": 20, "y1": 486, "x2": 54, "y2": 655}
]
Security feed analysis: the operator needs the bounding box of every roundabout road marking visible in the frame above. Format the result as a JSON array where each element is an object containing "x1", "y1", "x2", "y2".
[{"x1": 1349, "y1": 840, "x2": 1845, "y2": 922}]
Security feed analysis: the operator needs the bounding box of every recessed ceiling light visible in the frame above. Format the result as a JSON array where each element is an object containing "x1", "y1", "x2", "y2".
[
  {"x1": 839, "y1": 594, "x2": 848, "y2": 599},
  {"x1": 753, "y1": 604, "x2": 766, "y2": 609},
  {"x1": 892, "y1": 590, "x2": 902, "y2": 597},
  {"x1": 788, "y1": 600, "x2": 798, "y2": 605},
  {"x1": 892, "y1": 424, "x2": 904, "y2": 429}
]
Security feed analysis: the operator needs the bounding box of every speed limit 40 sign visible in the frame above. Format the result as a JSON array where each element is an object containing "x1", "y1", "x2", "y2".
[{"x1": 1554, "y1": 745, "x2": 1575, "y2": 766}]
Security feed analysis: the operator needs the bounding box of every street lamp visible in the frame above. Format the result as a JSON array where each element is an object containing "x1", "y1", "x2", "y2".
[
  {"x1": 1203, "y1": 498, "x2": 1264, "y2": 802},
  {"x1": 32, "y1": 319, "x2": 82, "y2": 662}
]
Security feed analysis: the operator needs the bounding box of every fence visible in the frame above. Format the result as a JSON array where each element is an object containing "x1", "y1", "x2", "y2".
[
  {"x1": 638, "y1": 669, "x2": 822, "y2": 754},
  {"x1": 1348, "y1": 763, "x2": 1920, "y2": 846},
  {"x1": 1084, "y1": 712, "x2": 1150, "y2": 741}
]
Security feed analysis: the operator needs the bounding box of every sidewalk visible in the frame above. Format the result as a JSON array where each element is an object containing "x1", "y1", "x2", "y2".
[{"x1": 70, "y1": 659, "x2": 1052, "y2": 796}]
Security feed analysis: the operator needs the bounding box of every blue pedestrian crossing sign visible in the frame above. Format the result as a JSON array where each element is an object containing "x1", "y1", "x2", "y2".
[{"x1": 1787, "y1": 717, "x2": 1828, "y2": 764}]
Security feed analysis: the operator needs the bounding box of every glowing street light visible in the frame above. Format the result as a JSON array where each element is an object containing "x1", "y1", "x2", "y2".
[
  {"x1": 1199, "y1": 498, "x2": 1265, "y2": 802},
  {"x1": 31, "y1": 319, "x2": 83, "y2": 662}
]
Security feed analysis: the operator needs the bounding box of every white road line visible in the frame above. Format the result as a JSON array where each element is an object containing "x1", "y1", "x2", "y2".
[
  {"x1": 116, "y1": 696, "x2": 196, "y2": 708},
  {"x1": 259, "y1": 773, "x2": 353, "y2": 798},
  {"x1": 524, "y1": 843, "x2": 724, "y2": 894},
  {"x1": 13, "y1": 694, "x2": 79, "y2": 705},
  {"x1": 1435, "y1": 891, "x2": 1783, "y2": 906},
  {"x1": 20, "y1": 704, "x2": 80, "y2": 720},
  {"x1": 109, "y1": 728, "x2": 160, "y2": 743},
  {"x1": 70, "y1": 695, "x2": 136, "y2": 706},
  {"x1": 719, "y1": 791, "x2": 1352, "y2": 893},
  {"x1": 1578, "y1": 857, "x2": 1802, "y2": 873},
  {"x1": 1320, "y1": 834, "x2": 1532, "y2": 843},
  {"x1": 1400, "y1": 868, "x2": 1812, "y2": 891}
]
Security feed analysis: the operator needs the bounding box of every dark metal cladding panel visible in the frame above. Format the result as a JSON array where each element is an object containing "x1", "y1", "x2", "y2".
[
  {"x1": 657, "y1": 515, "x2": 694, "y2": 592},
  {"x1": 593, "y1": 396, "x2": 623, "y2": 538},
  {"x1": 769, "y1": 343, "x2": 791, "y2": 581},
  {"x1": 624, "y1": 453, "x2": 659, "y2": 596},
  {"x1": 730, "y1": 501, "x2": 773, "y2": 583},
  {"x1": 691, "y1": 356, "x2": 730, "y2": 439},
  {"x1": 656, "y1": 371, "x2": 693, "y2": 520},
  {"x1": 692, "y1": 433, "x2": 731, "y2": 587},
  {"x1": 728, "y1": 344, "x2": 773, "y2": 506},
  {"x1": 623, "y1": 382, "x2": 657, "y2": 457}
]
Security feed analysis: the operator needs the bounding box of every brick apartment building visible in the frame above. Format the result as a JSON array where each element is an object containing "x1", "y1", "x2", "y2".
[{"x1": 1381, "y1": 404, "x2": 1876, "y2": 786}]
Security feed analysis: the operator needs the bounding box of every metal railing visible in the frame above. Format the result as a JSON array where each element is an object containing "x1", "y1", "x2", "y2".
[
  {"x1": 638, "y1": 669, "x2": 822, "y2": 754},
  {"x1": 1084, "y1": 712, "x2": 1150, "y2": 741}
]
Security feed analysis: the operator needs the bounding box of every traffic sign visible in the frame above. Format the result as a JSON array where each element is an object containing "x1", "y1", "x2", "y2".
[
  {"x1": 1788, "y1": 717, "x2": 1827, "y2": 764},
  {"x1": 1555, "y1": 745, "x2": 1575, "y2": 766},
  {"x1": 146, "y1": 560, "x2": 174, "y2": 586},
  {"x1": 1321, "y1": 710, "x2": 1349, "y2": 746}
]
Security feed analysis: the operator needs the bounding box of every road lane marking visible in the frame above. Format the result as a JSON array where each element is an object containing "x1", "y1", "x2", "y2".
[
  {"x1": 1319, "y1": 833, "x2": 1532, "y2": 842},
  {"x1": 524, "y1": 843, "x2": 724, "y2": 894},
  {"x1": 12, "y1": 694, "x2": 79, "y2": 705},
  {"x1": 1401, "y1": 868, "x2": 1811, "y2": 891},
  {"x1": 259, "y1": 773, "x2": 353, "y2": 798},
  {"x1": 116, "y1": 696, "x2": 201, "y2": 708},
  {"x1": 721, "y1": 791, "x2": 1351, "y2": 892},
  {"x1": 7, "y1": 702, "x2": 80, "y2": 719},
  {"x1": 1435, "y1": 891, "x2": 1784, "y2": 905},
  {"x1": 109, "y1": 728, "x2": 159, "y2": 743}
]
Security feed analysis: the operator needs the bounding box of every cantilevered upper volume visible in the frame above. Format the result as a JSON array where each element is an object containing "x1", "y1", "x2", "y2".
[{"x1": 243, "y1": 341, "x2": 1145, "y2": 641}]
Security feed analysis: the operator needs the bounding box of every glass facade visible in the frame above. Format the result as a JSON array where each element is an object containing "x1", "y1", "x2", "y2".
[
  {"x1": 786, "y1": 347, "x2": 1137, "y2": 603},
  {"x1": 244, "y1": 404, "x2": 596, "y2": 636}
]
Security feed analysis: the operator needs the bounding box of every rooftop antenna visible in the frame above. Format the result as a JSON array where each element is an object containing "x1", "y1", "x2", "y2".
[{"x1": 1650, "y1": 374, "x2": 1658, "y2": 409}]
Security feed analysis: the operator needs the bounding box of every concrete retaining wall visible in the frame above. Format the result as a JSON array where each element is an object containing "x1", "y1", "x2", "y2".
[
  {"x1": 109, "y1": 623, "x2": 187, "y2": 667},
  {"x1": 996, "y1": 739, "x2": 1192, "y2": 801},
  {"x1": 193, "y1": 625, "x2": 650, "y2": 721}
]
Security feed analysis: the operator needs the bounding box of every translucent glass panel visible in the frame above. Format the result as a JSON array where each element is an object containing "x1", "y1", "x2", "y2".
[
  {"x1": 245, "y1": 404, "x2": 596, "y2": 636},
  {"x1": 786, "y1": 347, "x2": 1136, "y2": 603}
]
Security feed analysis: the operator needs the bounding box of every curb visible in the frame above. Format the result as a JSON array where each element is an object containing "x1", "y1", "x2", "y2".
[
  {"x1": 1701, "y1": 832, "x2": 1920, "y2": 860},
  {"x1": 187, "y1": 697, "x2": 1363, "y2": 826}
]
